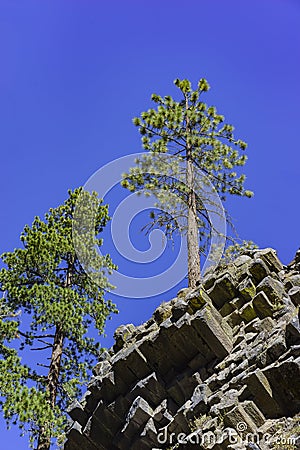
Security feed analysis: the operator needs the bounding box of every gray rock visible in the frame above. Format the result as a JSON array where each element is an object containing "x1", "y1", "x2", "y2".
[
  {"x1": 238, "y1": 277, "x2": 256, "y2": 301},
  {"x1": 256, "y1": 276, "x2": 284, "y2": 307},
  {"x1": 263, "y1": 357, "x2": 300, "y2": 416},
  {"x1": 153, "y1": 302, "x2": 173, "y2": 325},
  {"x1": 254, "y1": 248, "x2": 283, "y2": 273},
  {"x1": 67, "y1": 400, "x2": 88, "y2": 427},
  {"x1": 224, "y1": 403, "x2": 259, "y2": 434},
  {"x1": 208, "y1": 273, "x2": 237, "y2": 308},
  {"x1": 122, "y1": 396, "x2": 154, "y2": 438},
  {"x1": 192, "y1": 305, "x2": 233, "y2": 359},
  {"x1": 171, "y1": 298, "x2": 190, "y2": 320},
  {"x1": 285, "y1": 274, "x2": 300, "y2": 290},
  {"x1": 253, "y1": 291, "x2": 275, "y2": 318},
  {"x1": 289, "y1": 285, "x2": 300, "y2": 306},
  {"x1": 113, "y1": 323, "x2": 136, "y2": 352},
  {"x1": 244, "y1": 369, "x2": 282, "y2": 417},
  {"x1": 285, "y1": 315, "x2": 300, "y2": 346},
  {"x1": 248, "y1": 258, "x2": 269, "y2": 283},
  {"x1": 63, "y1": 248, "x2": 300, "y2": 450},
  {"x1": 186, "y1": 383, "x2": 212, "y2": 418}
]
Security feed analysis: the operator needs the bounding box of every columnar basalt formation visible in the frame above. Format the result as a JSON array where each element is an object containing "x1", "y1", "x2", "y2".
[{"x1": 64, "y1": 248, "x2": 300, "y2": 450}]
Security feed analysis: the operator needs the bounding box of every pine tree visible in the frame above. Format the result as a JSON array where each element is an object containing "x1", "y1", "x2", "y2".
[
  {"x1": 0, "y1": 188, "x2": 117, "y2": 449},
  {"x1": 122, "y1": 78, "x2": 253, "y2": 288},
  {"x1": 0, "y1": 297, "x2": 58, "y2": 448}
]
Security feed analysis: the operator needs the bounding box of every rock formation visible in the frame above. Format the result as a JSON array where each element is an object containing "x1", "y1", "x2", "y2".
[{"x1": 64, "y1": 248, "x2": 300, "y2": 449}]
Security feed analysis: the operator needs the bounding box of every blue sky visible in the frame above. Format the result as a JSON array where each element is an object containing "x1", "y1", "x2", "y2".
[{"x1": 1, "y1": 0, "x2": 300, "y2": 448}]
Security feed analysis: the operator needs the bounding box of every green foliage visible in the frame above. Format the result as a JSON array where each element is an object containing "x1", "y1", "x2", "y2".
[
  {"x1": 122, "y1": 77, "x2": 253, "y2": 255},
  {"x1": 0, "y1": 295, "x2": 62, "y2": 447},
  {"x1": 220, "y1": 240, "x2": 258, "y2": 265},
  {"x1": 0, "y1": 188, "x2": 118, "y2": 448}
]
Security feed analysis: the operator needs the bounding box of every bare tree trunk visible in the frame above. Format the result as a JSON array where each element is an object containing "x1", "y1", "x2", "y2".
[{"x1": 186, "y1": 96, "x2": 201, "y2": 288}]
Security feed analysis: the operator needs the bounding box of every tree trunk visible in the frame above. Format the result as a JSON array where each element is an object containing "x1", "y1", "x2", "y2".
[
  {"x1": 186, "y1": 96, "x2": 201, "y2": 288},
  {"x1": 36, "y1": 259, "x2": 72, "y2": 450},
  {"x1": 36, "y1": 325, "x2": 65, "y2": 450}
]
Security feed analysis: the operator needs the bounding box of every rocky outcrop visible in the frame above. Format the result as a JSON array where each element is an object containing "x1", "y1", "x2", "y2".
[{"x1": 64, "y1": 248, "x2": 300, "y2": 449}]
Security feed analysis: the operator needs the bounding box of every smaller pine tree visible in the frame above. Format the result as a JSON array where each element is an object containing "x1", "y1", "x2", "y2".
[{"x1": 0, "y1": 188, "x2": 118, "y2": 449}]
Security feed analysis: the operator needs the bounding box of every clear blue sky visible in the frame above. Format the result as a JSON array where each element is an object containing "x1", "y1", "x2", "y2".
[{"x1": 1, "y1": 1, "x2": 300, "y2": 448}]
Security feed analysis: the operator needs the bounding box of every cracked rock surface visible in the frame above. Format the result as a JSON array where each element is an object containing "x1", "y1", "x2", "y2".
[{"x1": 64, "y1": 248, "x2": 300, "y2": 450}]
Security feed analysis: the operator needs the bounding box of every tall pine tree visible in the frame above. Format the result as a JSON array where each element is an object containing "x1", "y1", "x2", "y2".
[{"x1": 122, "y1": 78, "x2": 253, "y2": 288}]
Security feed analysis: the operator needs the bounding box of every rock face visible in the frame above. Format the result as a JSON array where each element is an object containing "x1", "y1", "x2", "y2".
[{"x1": 64, "y1": 248, "x2": 300, "y2": 450}]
